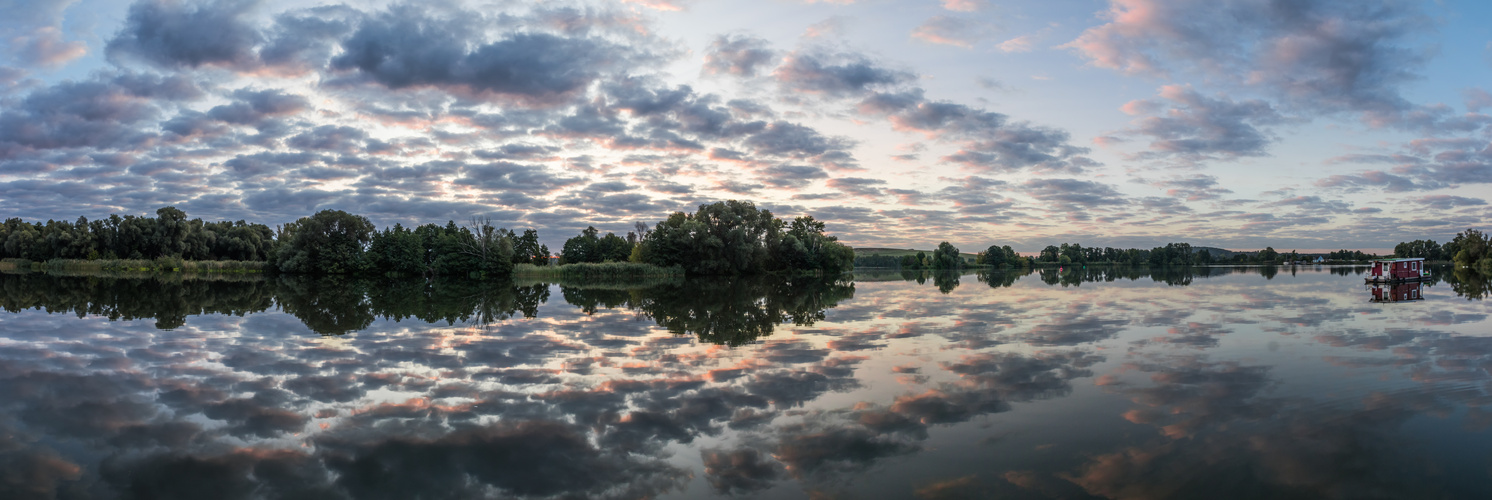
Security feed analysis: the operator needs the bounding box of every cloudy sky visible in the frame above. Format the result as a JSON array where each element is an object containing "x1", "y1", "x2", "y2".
[{"x1": 1, "y1": 0, "x2": 1489, "y2": 252}]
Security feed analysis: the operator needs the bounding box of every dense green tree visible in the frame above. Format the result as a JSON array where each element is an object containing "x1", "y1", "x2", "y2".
[
  {"x1": 154, "y1": 207, "x2": 189, "y2": 257},
  {"x1": 368, "y1": 224, "x2": 426, "y2": 275},
  {"x1": 272, "y1": 210, "x2": 376, "y2": 274},
  {"x1": 1448, "y1": 228, "x2": 1490, "y2": 272},
  {"x1": 561, "y1": 226, "x2": 602, "y2": 264},
  {"x1": 1039, "y1": 245, "x2": 1060, "y2": 263},
  {"x1": 979, "y1": 244, "x2": 1019, "y2": 268},
  {"x1": 644, "y1": 201, "x2": 780, "y2": 275},
  {"x1": 459, "y1": 218, "x2": 515, "y2": 276},
  {"x1": 635, "y1": 201, "x2": 852, "y2": 275},
  {"x1": 931, "y1": 241, "x2": 962, "y2": 270},
  {"x1": 1148, "y1": 243, "x2": 1194, "y2": 266},
  {"x1": 1394, "y1": 239, "x2": 1444, "y2": 260},
  {"x1": 596, "y1": 231, "x2": 633, "y2": 262},
  {"x1": 1256, "y1": 246, "x2": 1280, "y2": 264},
  {"x1": 773, "y1": 216, "x2": 854, "y2": 274},
  {"x1": 509, "y1": 229, "x2": 549, "y2": 265},
  {"x1": 1326, "y1": 249, "x2": 1372, "y2": 262},
  {"x1": 1059, "y1": 243, "x2": 1085, "y2": 264}
]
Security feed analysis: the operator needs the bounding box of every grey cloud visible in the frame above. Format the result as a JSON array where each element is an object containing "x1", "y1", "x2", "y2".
[
  {"x1": 1023, "y1": 178, "x2": 1128, "y2": 209},
  {"x1": 331, "y1": 7, "x2": 650, "y2": 104},
  {"x1": 772, "y1": 424, "x2": 919, "y2": 479},
  {"x1": 1119, "y1": 86, "x2": 1285, "y2": 163},
  {"x1": 0, "y1": 73, "x2": 201, "y2": 157},
  {"x1": 860, "y1": 90, "x2": 1091, "y2": 173},
  {"x1": 743, "y1": 121, "x2": 856, "y2": 161},
  {"x1": 860, "y1": 91, "x2": 1005, "y2": 135},
  {"x1": 1314, "y1": 137, "x2": 1492, "y2": 192},
  {"x1": 759, "y1": 164, "x2": 828, "y2": 189},
  {"x1": 702, "y1": 448, "x2": 781, "y2": 494},
  {"x1": 1064, "y1": 0, "x2": 1431, "y2": 125},
  {"x1": 1267, "y1": 195, "x2": 1352, "y2": 214},
  {"x1": 225, "y1": 152, "x2": 327, "y2": 178},
  {"x1": 774, "y1": 51, "x2": 914, "y2": 97},
  {"x1": 107, "y1": 0, "x2": 263, "y2": 69},
  {"x1": 202, "y1": 397, "x2": 310, "y2": 438},
  {"x1": 1145, "y1": 174, "x2": 1234, "y2": 201},
  {"x1": 1416, "y1": 195, "x2": 1486, "y2": 210},
  {"x1": 1324, "y1": 153, "x2": 1422, "y2": 165},
  {"x1": 555, "y1": 192, "x2": 662, "y2": 215},
  {"x1": 1314, "y1": 169, "x2": 1439, "y2": 193},
  {"x1": 287, "y1": 125, "x2": 369, "y2": 154},
  {"x1": 473, "y1": 143, "x2": 560, "y2": 161},
  {"x1": 207, "y1": 89, "x2": 310, "y2": 124},
  {"x1": 703, "y1": 34, "x2": 776, "y2": 77},
  {"x1": 826, "y1": 177, "x2": 886, "y2": 198},
  {"x1": 602, "y1": 79, "x2": 775, "y2": 147},
  {"x1": 258, "y1": 5, "x2": 359, "y2": 71},
  {"x1": 454, "y1": 162, "x2": 583, "y2": 193}
]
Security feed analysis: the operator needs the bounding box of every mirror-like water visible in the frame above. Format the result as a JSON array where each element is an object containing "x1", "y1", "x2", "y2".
[{"x1": 0, "y1": 266, "x2": 1489, "y2": 499}]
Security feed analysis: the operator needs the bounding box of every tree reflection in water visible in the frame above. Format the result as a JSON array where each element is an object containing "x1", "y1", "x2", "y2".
[{"x1": 565, "y1": 275, "x2": 856, "y2": 346}]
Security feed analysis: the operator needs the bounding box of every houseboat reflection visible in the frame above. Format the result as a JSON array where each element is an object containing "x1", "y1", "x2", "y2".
[{"x1": 1370, "y1": 281, "x2": 1424, "y2": 302}]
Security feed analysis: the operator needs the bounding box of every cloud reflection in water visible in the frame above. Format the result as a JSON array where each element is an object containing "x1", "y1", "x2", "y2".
[{"x1": 0, "y1": 265, "x2": 1488, "y2": 498}]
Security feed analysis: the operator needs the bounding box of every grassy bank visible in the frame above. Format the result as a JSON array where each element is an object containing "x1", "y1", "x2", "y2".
[{"x1": 0, "y1": 258, "x2": 268, "y2": 273}]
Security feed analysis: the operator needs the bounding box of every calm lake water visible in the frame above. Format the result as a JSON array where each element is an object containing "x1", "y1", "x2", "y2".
[{"x1": 1, "y1": 266, "x2": 1490, "y2": 499}]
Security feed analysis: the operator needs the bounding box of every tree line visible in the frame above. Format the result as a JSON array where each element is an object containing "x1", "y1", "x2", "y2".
[
  {"x1": 4, "y1": 200, "x2": 856, "y2": 277},
  {"x1": 2, "y1": 207, "x2": 275, "y2": 262},
  {"x1": 857, "y1": 241, "x2": 1321, "y2": 270},
  {"x1": 1395, "y1": 229, "x2": 1490, "y2": 273}
]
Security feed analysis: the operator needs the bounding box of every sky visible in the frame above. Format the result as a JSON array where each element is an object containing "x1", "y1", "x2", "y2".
[{"x1": 0, "y1": 0, "x2": 1489, "y2": 253}]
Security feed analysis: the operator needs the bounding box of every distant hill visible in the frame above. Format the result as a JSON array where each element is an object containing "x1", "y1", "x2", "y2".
[
  {"x1": 854, "y1": 248, "x2": 977, "y2": 263},
  {"x1": 854, "y1": 248, "x2": 926, "y2": 256},
  {"x1": 1193, "y1": 246, "x2": 1246, "y2": 258}
]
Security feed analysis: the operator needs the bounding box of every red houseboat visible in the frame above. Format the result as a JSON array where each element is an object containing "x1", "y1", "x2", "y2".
[{"x1": 1366, "y1": 258, "x2": 1428, "y2": 283}]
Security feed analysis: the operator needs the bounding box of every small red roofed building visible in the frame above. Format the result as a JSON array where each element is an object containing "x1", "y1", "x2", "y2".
[{"x1": 1367, "y1": 258, "x2": 1427, "y2": 283}]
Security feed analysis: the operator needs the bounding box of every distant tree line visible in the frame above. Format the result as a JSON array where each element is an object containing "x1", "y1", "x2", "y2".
[
  {"x1": 1028, "y1": 242, "x2": 1221, "y2": 266},
  {"x1": 864, "y1": 241, "x2": 1390, "y2": 270}
]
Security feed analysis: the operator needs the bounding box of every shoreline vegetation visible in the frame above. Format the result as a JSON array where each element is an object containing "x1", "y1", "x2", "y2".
[{"x1": 5, "y1": 202, "x2": 1488, "y2": 279}]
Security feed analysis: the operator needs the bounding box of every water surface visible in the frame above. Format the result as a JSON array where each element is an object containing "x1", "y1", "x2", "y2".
[{"x1": 1, "y1": 266, "x2": 1489, "y2": 499}]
